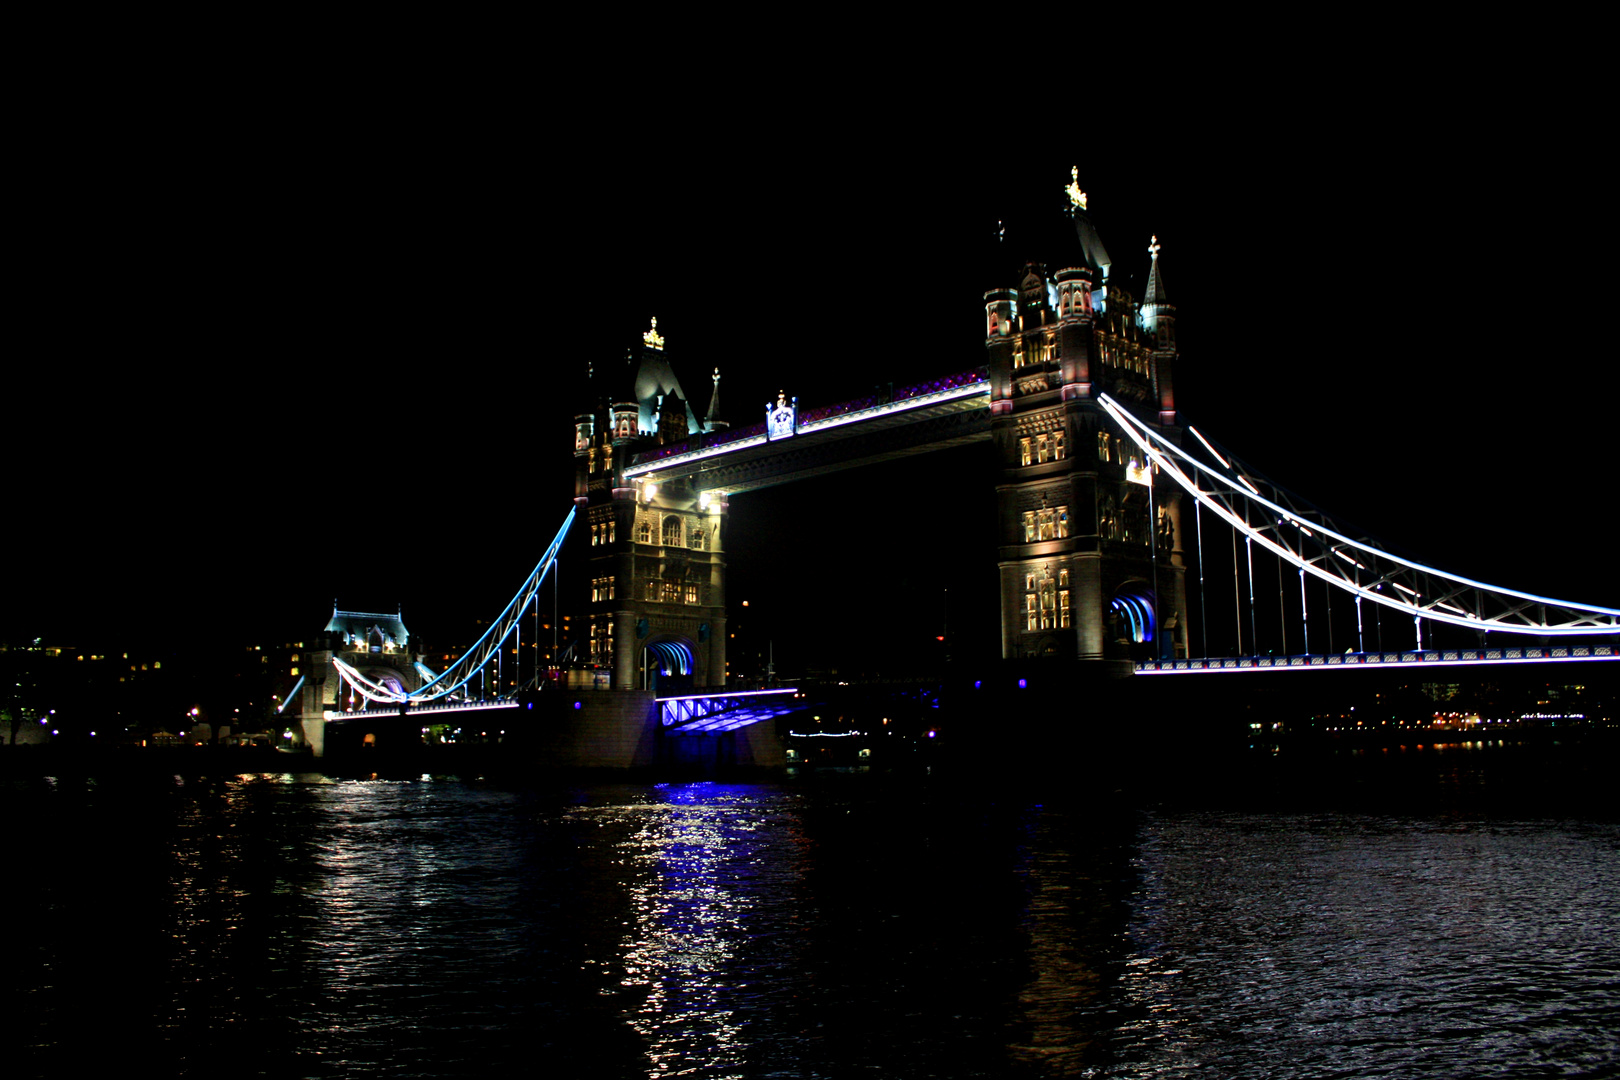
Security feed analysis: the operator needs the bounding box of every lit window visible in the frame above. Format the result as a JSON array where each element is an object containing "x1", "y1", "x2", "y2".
[
  {"x1": 638, "y1": 521, "x2": 651, "y2": 544},
  {"x1": 1097, "y1": 430, "x2": 1111, "y2": 463},
  {"x1": 1020, "y1": 437, "x2": 1032, "y2": 466},
  {"x1": 1059, "y1": 590, "x2": 1070, "y2": 628},
  {"x1": 685, "y1": 584, "x2": 700, "y2": 605},
  {"x1": 662, "y1": 515, "x2": 682, "y2": 548},
  {"x1": 290, "y1": 667, "x2": 299, "y2": 676},
  {"x1": 690, "y1": 527, "x2": 706, "y2": 551}
]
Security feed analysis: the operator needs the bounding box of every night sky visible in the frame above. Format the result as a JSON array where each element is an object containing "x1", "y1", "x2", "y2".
[{"x1": 11, "y1": 101, "x2": 1615, "y2": 665}]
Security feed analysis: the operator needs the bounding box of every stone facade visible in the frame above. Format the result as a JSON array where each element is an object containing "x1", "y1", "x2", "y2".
[
  {"x1": 986, "y1": 200, "x2": 1189, "y2": 664},
  {"x1": 574, "y1": 325, "x2": 729, "y2": 691}
]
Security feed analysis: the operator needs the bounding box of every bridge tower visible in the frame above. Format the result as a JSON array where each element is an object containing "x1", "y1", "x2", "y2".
[
  {"x1": 298, "y1": 606, "x2": 423, "y2": 756},
  {"x1": 987, "y1": 172, "x2": 1189, "y2": 667},
  {"x1": 574, "y1": 319, "x2": 729, "y2": 692}
]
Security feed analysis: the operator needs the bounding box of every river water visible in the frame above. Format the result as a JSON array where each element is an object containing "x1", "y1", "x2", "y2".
[{"x1": 6, "y1": 741, "x2": 1618, "y2": 1078}]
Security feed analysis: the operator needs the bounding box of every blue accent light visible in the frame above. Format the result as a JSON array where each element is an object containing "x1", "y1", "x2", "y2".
[
  {"x1": 1018, "y1": 678, "x2": 1027, "y2": 689},
  {"x1": 647, "y1": 639, "x2": 695, "y2": 676},
  {"x1": 1111, "y1": 592, "x2": 1156, "y2": 643}
]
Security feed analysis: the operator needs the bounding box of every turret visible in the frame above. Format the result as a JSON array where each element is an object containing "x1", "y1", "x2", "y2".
[
  {"x1": 1055, "y1": 266, "x2": 1096, "y2": 400},
  {"x1": 705, "y1": 367, "x2": 727, "y2": 433},
  {"x1": 1138, "y1": 235, "x2": 1178, "y2": 425}
]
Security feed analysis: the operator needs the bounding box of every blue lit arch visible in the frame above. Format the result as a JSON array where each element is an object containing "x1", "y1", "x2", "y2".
[
  {"x1": 645, "y1": 638, "x2": 695, "y2": 677},
  {"x1": 1110, "y1": 584, "x2": 1156, "y2": 644}
]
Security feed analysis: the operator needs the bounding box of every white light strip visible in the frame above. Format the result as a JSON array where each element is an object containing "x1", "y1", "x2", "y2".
[
  {"x1": 623, "y1": 380, "x2": 989, "y2": 478},
  {"x1": 1137, "y1": 648, "x2": 1618, "y2": 674},
  {"x1": 797, "y1": 380, "x2": 988, "y2": 436},
  {"x1": 338, "y1": 700, "x2": 522, "y2": 718},
  {"x1": 657, "y1": 687, "x2": 799, "y2": 703},
  {"x1": 1097, "y1": 395, "x2": 1620, "y2": 631},
  {"x1": 1188, "y1": 425, "x2": 1230, "y2": 468},
  {"x1": 623, "y1": 435, "x2": 768, "y2": 477}
]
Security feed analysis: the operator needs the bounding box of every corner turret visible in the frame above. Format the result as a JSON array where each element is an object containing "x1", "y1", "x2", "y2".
[{"x1": 1138, "y1": 235, "x2": 1178, "y2": 425}]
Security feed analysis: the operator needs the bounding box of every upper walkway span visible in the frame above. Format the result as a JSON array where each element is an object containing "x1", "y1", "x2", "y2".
[{"x1": 622, "y1": 370, "x2": 990, "y2": 494}]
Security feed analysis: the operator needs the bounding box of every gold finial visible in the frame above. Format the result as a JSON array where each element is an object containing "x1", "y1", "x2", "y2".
[
  {"x1": 643, "y1": 317, "x2": 665, "y2": 350},
  {"x1": 777, "y1": 389, "x2": 787, "y2": 409},
  {"x1": 1148, "y1": 234, "x2": 1161, "y2": 258},
  {"x1": 1065, "y1": 166, "x2": 1087, "y2": 211}
]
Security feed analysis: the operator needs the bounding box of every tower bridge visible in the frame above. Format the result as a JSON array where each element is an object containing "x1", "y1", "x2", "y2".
[{"x1": 299, "y1": 171, "x2": 1617, "y2": 760}]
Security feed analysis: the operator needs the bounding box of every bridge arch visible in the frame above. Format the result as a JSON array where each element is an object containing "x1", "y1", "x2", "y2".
[
  {"x1": 1110, "y1": 580, "x2": 1157, "y2": 650},
  {"x1": 643, "y1": 635, "x2": 697, "y2": 693}
]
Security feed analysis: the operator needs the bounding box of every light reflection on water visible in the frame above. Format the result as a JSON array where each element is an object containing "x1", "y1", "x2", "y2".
[
  {"x1": 5, "y1": 745, "x2": 1620, "y2": 1078},
  {"x1": 567, "y1": 782, "x2": 809, "y2": 1078}
]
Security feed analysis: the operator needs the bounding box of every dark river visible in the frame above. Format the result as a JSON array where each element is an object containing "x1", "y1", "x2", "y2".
[{"x1": 6, "y1": 741, "x2": 1618, "y2": 1078}]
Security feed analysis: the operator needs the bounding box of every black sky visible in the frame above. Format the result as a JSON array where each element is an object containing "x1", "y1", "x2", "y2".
[{"x1": 10, "y1": 83, "x2": 1616, "y2": 659}]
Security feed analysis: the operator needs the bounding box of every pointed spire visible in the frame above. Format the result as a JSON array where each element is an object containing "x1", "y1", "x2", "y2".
[
  {"x1": 1143, "y1": 235, "x2": 1168, "y2": 306},
  {"x1": 1066, "y1": 166, "x2": 1112, "y2": 279},
  {"x1": 705, "y1": 367, "x2": 727, "y2": 431}
]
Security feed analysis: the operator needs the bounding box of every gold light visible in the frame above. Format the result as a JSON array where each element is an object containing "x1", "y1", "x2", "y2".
[{"x1": 1065, "y1": 166, "x2": 1087, "y2": 210}]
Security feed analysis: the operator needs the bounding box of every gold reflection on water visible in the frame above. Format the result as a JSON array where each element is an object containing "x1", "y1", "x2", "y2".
[{"x1": 1008, "y1": 816, "x2": 1107, "y2": 1073}]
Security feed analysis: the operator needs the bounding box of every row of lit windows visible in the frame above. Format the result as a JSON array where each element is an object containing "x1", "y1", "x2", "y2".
[
  {"x1": 645, "y1": 580, "x2": 703, "y2": 605},
  {"x1": 1019, "y1": 432, "x2": 1065, "y2": 466},
  {"x1": 591, "y1": 576, "x2": 615, "y2": 603},
  {"x1": 591, "y1": 521, "x2": 617, "y2": 545},
  {"x1": 1098, "y1": 496, "x2": 1152, "y2": 544},
  {"x1": 1024, "y1": 568, "x2": 1071, "y2": 631},
  {"x1": 1010, "y1": 331, "x2": 1058, "y2": 370},
  {"x1": 1099, "y1": 337, "x2": 1148, "y2": 376},
  {"x1": 588, "y1": 618, "x2": 614, "y2": 659},
  {"x1": 586, "y1": 445, "x2": 615, "y2": 474},
  {"x1": 1021, "y1": 506, "x2": 1070, "y2": 543},
  {"x1": 633, "y1": 516, "x2": 708, "y2": 550},
  {"x1": 1096, "y1": 432, "x2": 1128, "y2": 463}
]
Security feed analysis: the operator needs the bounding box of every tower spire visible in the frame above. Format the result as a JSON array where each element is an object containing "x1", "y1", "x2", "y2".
[
  {"x1": 1143, "y1": 235, "x2": 1168, "y2": 306},
  {"x1": 705, "y1": 367, "x2": 728, "y2": 432},
  {"x1": 1066, "y1": 166, "x2": 1112, "y2": 281}
]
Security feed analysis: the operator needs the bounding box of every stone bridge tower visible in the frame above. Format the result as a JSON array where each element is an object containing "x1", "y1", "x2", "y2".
[
  {"x1": 986, "y1": 172, "x2": 1189, "y2": 668},
  {"x1": 574, "y1": 320, "x2": 729, "y2": 692},
  {"x1": 298, "y1": 606, "x2": 423, "y2": 755}
]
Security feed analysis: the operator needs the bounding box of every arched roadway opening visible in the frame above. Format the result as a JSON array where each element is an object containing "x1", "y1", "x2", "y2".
[{"x1": 643, "y1": 635, "x2": 696, "y2": 694}]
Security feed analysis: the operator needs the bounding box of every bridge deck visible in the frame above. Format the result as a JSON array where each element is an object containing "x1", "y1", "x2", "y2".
[{"x1": 1139, "y1": 644, "x2": 1619, "y2": 674}]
